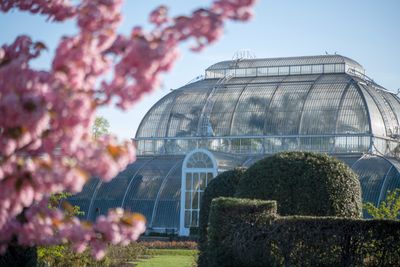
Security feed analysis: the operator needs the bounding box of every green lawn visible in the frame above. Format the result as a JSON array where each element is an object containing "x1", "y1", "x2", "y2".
[{"x1": 134, "y1": 249, "x2": 197, "y2": 267}]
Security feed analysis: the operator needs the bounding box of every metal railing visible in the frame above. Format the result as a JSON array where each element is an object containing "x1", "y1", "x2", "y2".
[{"x1": 133, "y1": 134, "x2": 382, "y2": 156}]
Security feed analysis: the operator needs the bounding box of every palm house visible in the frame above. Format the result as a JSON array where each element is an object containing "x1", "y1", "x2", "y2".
[{"x1": 70, "y1": 55, "x2": 400, "y2": 236}]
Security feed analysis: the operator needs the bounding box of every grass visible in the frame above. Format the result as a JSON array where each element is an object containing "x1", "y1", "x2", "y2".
[{"x1": 134, "y1": 249, "x2": 197, "y2": 267}]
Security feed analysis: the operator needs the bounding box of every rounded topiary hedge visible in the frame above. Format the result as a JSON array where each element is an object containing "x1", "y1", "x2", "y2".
[
  {"x1": 235, "y1": 152, "x2": 362, "y2": 218},
  {"x1": 198, "y1": 168, "x2": 245, "y2": 267}
]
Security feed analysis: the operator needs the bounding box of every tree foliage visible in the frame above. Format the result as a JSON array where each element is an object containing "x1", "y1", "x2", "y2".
[
  {"x1": 364, "y1": 189, "x2": 400, "y2": 220},
  {"x1": 0, "y1": 0, "x2": 257, "y2": 259},
  {"x1": 92, "y1": 116, "x2": 110, "y2": 139}
]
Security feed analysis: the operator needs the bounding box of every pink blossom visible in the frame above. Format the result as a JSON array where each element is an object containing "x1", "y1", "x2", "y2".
[
  {"x1": 0, "y1": 0, "x2": 76, "y2": 21},
  {"x1": 0, "y1": 0, "x2": 256, "y2": 260}
]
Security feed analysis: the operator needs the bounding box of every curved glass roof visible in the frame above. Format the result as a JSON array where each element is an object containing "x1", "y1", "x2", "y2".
[
  {"x1": 69, "y1": 153, "x2": 400, "y2": 229},
  {"x1": 136, "y1": 73, "x2": 400, "y2": 139},
  {"x1": 68, "y1": 151, "x2": 240, "y2": 229},
  {"x1": 351, "y1": 154, "x2": 400, "y2": 216}
]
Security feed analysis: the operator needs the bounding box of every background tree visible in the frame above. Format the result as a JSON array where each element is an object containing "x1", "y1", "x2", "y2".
[
  {"x1": 364, "y1": 189, "x2": 400, "y2": 220},
  {"x1": 92, "y1": 116, "x2": 110, "y2": 139},
  {"x1": 0, "y1": 0, "x2": 256, "y2": 260}
]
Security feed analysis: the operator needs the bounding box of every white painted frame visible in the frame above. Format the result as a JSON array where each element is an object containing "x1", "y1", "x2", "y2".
[{"x1": 179, "y1": 149, "x2": 217, "y2": 236}]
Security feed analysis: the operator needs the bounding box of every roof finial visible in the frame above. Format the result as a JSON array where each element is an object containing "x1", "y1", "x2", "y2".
[{"x1": 232, "y1": 49, "x2": 256, "y2": 60}]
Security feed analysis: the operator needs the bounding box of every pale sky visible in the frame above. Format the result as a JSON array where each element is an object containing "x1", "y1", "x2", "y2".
[{"x1": 1, "y1": 0, "x2": 399, "y2": 140}]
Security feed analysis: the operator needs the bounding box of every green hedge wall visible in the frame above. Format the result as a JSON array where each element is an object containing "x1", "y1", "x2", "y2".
[
  {"x1": 207, "y1": 197, "x2": 277, "y2": 267},
  {"x1": 236, "y1": 151, "x2": 362, "y2": 217},
  {"x1": 207, "y1": 197, "x2": 400, "y2": 267},
  {"x1": 197, "y1": 169, "x2": 244, "y2": 267}
]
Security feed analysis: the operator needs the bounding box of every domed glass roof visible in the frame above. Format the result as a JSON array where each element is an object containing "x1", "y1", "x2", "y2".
[{"x1": 136, "y1": 57, "x2": 400, "y2": 139}]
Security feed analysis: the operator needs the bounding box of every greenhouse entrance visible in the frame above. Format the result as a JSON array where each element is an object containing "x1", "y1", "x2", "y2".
[{"x1": 180, "y1": 149, "x2": 217, "y2": 236}]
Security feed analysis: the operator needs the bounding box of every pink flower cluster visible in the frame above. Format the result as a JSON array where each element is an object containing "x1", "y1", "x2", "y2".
[
  {"x1": 0, "y1": 0, "x2": 256, "y2": 260},
  {"x1": 0, "y1": 0, "x2": 76, "y2": 21},
  {"x1": 0, "y1": 199, "x2": 146, "y2": 260}
]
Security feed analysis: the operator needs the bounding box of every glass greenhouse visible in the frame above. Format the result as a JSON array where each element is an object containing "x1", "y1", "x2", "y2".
[{"x1": 70, "y1": 55, "x2": 400, "y2": 236}]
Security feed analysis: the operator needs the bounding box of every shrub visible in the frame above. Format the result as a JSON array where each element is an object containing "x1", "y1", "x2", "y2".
[
  {"x1": 207, "y1": 197, "x2": 277, "y2": 267},
  {"x1": 197, "y1": 168, "x2": 245, "y2": 267},
  {"x1": 207, "y1": 197, "x2": 400, "y2": 267},
  {"x1": 269, "y1": 216, "x2": 400, "y2": 266},
  {"x1": 139, "y1": 241, "x2": 197, "y2": 250},
  {"x1": 236, "y1": 151, "x2": 362, "y2": 217},
  {"x1": 364, "y1": 189, "x2": 400, "y2": 219},
  {"x1": 37, "y1": 243, "x2": 147, "y2": 267}
]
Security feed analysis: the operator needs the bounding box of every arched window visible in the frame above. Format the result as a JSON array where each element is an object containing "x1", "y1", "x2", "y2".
[{"x1": 179, "y1": 149, "x2": 217, "y2": 236}]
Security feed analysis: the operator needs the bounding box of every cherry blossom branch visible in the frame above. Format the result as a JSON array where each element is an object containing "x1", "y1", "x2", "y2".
[{"x1": 0, "y1": 0, "x2": 257, "y2": 259}]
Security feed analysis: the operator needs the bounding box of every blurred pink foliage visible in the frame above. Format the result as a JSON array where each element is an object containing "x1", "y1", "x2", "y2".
[{"x1": 0, "y1": 0, "x2": 256, "y2": 259}]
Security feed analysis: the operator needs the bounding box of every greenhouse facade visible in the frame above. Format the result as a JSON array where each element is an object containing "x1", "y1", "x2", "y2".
[{"x1": 70, "y1": 55, "x2": 400, "y2": 236}]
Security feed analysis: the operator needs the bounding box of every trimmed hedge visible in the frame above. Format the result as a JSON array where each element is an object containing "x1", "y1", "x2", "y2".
[
  {"x1": 197, "y1": 168, "x2": 244, "y2": 267},
  {"x1": 207, "y1": 197, "x2": 400, "y2": 267},
  {"x1": 207, "y1": 197, "x2": 277, "y2": 267},
  {"x1": 236, "y1": 151, "x2": 362, "y2": 217}
]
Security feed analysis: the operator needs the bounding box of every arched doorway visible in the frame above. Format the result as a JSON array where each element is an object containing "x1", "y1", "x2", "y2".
[{"x1": 179, "y1": 149, "x2": 217, "y2": 236}]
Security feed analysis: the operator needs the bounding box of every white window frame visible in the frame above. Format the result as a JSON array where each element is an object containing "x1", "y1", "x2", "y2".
[{"x1": 179, "y1": 149, "x2": 217, "y2": 236}]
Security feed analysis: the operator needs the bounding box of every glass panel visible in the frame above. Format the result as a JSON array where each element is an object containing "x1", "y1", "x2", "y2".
[
  {"x1": 185, "y1": 192, "x2": 191, "y2": 209},
  {"x1": 359, "y1": 84, "x2": 386, "y2": 136},
  {"x1": 268, "y1": 67, "x2": 279, "y2": 76},
  {"x1": 231, "y1": 84, "x2": 277, "y2": 135},
  {"x1": 324, "y1": 64, "x2": 335, "y2": 73},
  {"x1": 153, "y1": 160, "x2": 183, "y2": 228},
  {"x1": 193, "y1": 173, "x2": 199, "y2": 191},
  {"x1": 265, "y1": 83, "x2": 312, "y2": 135},
  {"x1": 335, "y1": 64, "x2": 345, "y2": 72},
  {"x1": 300, "y1": 83, "x2": 346, "y2": 134},
  {"x1": 235, "y1": 68, "x2": 246, "y2": 77},
  {"x1": 257, "y1": 67, "x2": 268, "y2": 76},
  {"x1": 352, "y1": 156, "x2": 392, "y2": 215},
  {"x1": 200, "y1": 173, "x2": 207, "y2": 190},
  {"x1": 290, "y1": 65, "x2": 301, "y2": 75},
  {"x1": 209, "y1": 85, "x2": 245, "y2": 136},
  {"x1": 311, "y1": 64, "x2": 323, "y2": 74},
  {"x1": 191, "y1": 211, "x2": 198, "y2": 227},
  {"x1": 362, "y1": 84, "x2": 397, "y2": 136},
  {"x1": 381, "y1": 93, "x2": 400, "y2": 134},
  {"x1": 192, "y1": 191, "x2": 199, "y2": 209},
  {"x1": 246, "y1": 68, "x2": 257, "y2": 77},
  {"x1": 167, "y1": 89, "x2": 209, "y2": 137},
  {"x1": 279, "y1": 66, "x2": 289, "y2": 75},
  {"x1": 301, "y1": 65, "x2": 312, "y2": 74},
  {"x1": 68, "y1": 178, "x2": 100, "y2": 220},
  {"x1": 336, "y1": 85, "x2": 369, "y2": 134},
  {"x1": 136, "y1": 93, "x2": 176, "y2": 138},
  {"x1": 184, "y1": 211, "x2": 191, "y2": 228},
  {"x1": 185, "y1": 173, "x2": 192, "y2": 191}
]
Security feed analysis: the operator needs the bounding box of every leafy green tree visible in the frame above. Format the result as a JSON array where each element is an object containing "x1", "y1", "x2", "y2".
[
  {"x1": 48, "y1": 192, "x2": 85, "y2": 217},
  {"x1": 38, "y1": 193, "x2": 85, "y2": 266},
  {"x1": 92, "y1": 116, "x2": 110, "y2": 138},
  {"x1": 364, "y1": 189, "x2": 400, "y2": 220}
]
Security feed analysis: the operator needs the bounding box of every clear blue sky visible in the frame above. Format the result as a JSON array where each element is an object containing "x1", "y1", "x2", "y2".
[{"x1": 1, "y1": 0, "x2": 399, "y2": 140}]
